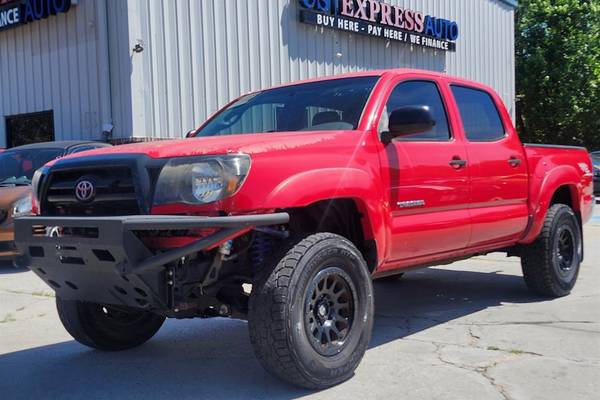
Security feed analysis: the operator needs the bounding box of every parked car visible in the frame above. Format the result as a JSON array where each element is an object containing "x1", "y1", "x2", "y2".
[
  {"x1": 14, "y1": 70, "x2": 594, "y2": 389},
  {"x1": 591, "y1": 151, "x2": 600, "y2": 198},
  {"x1": 0, "y1": 141, "x2": 111, "y2": 264}
]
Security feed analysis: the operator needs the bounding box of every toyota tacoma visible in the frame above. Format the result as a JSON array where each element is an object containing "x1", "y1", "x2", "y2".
[{"x1": 15, "y1": 69, "x2": 595, "y2": 389}]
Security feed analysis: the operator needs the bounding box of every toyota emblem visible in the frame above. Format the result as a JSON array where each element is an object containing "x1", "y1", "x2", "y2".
[{"x1": 75, "y1": 180, "x2": 96, "y2": 202}]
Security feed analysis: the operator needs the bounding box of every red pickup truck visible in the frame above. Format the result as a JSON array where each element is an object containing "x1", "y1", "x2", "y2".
[{"x1": 15, "y1": 69, "x2": 595, "y2": 389}]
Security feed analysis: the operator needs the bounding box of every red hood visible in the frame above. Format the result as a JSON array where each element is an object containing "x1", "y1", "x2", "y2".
[{"x1": 54, "y1": 131, "x2": 345, "y2": 163}]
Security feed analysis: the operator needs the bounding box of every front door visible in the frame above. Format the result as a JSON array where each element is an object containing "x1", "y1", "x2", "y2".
[{"x1": 378, "y1": 78, "x2": 471, "y2": 264}]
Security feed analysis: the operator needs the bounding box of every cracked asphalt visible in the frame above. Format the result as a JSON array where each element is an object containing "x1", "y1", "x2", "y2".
[{"x1": 0, "y1": 207, "x2": 598, "y2": 400}]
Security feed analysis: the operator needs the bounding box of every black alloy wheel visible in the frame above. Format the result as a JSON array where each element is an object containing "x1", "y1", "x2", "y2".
[
  {"x1": 555, "y1": 225, "x2": 576, "y2": 275},
  {"x1": 304, "y1": 267, "x2": 357, "y2": 357}
]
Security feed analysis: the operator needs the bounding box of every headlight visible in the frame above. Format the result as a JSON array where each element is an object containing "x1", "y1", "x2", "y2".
[
  {"x1": 12, "y1": 196, "x2": 33, "y2": 218},
  {"x1": 31, "y1": 167, "x2": 48, "y2": 205},
  {"x1": 153, "y1": 155, "x2": 251, "y2": 205}
]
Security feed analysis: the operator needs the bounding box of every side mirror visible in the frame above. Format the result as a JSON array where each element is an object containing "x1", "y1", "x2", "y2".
[{"x1": 385, "y1": 106, "x2": 436, "y2": 142}]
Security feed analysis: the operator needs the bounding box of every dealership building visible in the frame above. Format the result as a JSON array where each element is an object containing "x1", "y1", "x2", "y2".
[{"x1": 0, "y1": 0, "x2": 517, "y2": 148}]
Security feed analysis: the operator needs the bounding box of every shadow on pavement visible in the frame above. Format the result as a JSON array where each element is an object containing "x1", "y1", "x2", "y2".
[
  {"x1": 0, "y1": 267, "x2": 546, "y2": 399},
  {"x1": 369, "y1": 267, "x2": 545, "y2": 348}
]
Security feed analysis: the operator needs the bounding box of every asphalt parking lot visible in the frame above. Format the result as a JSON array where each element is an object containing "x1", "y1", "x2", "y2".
[{"x1": 1, "y1": 207, "x2": 599, "y2": 400}]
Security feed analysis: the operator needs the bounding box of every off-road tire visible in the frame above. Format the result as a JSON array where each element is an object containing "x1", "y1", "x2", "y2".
[
  {"x1": 521, "y1": 204, "x2": 582, "y2": 297},
  {"x1": 56, "y1": 297, "x2": 165, "y2": 351},
  {"x1": 248, "y1": 233, "x2": 374, "y2": 389}
]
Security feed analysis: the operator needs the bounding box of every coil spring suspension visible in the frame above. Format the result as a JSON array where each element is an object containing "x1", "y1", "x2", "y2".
[{"x1": 249, "y1": 232, "x2": 273, "y2": 273}]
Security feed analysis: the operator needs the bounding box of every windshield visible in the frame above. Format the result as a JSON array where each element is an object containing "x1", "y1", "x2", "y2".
[
  {"x1": 0, "y1": 148, "x2": 63, "y2": 186},
  {"x1": 195, "y1": 77, "x2": 380, "y2": 137}
]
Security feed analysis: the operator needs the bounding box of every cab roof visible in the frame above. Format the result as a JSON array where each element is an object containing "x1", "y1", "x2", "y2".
[{"x1": 258, "y1": 68, "x2": 490, "y2": 93}]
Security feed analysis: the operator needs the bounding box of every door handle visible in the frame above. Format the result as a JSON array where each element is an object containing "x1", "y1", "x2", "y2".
[
  {"x1": 449, "y1": 158, "x2": 467, "y2": 169},
  {"x1": 508, "y1": 157, "x2": 522, "y2": 167}
]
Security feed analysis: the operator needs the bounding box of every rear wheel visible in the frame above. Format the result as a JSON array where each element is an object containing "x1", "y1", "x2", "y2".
[
  {"x1": 56, "y1": 297, "x2": 165, "y2": 351},
  {"x1": 521, "y1": 204, "x2": 582, "y2": 297},
  {"x1": 248, "y1": 233, "x2": 374, "y2": 389}
]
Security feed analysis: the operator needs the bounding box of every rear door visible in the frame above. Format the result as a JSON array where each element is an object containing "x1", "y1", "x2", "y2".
[
  {"x1": 378, "y1": 77, "x2": 471, "y2": 262},
  {"x1": 449, "y1": 84, "x2": 529, "y2": 247}
]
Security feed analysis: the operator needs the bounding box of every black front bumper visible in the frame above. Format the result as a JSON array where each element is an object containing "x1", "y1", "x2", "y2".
[{"x1": 15, "y1": 213, "x2": 289, "y2": 310}]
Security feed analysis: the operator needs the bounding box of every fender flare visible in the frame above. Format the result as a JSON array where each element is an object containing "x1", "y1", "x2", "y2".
[
  {"x1": 261, "y1": 168, "x2": 387, "y2": 266},
  {"x1": 520, "y1": 165, "x2": 582, "y2": 244}
]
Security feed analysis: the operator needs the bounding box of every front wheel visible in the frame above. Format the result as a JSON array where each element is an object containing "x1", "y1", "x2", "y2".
[
  {"x1": 521, "y1": 204, "x2": 582, "y2": 297},
  {"x1": 248, "y1": 233, "x2": 374, "y2": 389},
  {"x1": 56, "y1": 298, "x2": 166, "y2": 351}
]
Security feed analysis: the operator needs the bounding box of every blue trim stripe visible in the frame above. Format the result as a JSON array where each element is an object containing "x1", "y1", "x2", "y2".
[{"x1": 498, "y1": 0, "x2": 518, "y2": 7}]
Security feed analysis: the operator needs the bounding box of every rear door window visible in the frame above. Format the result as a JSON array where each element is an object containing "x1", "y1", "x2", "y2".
[{"x1": 451, "y1": 86, "x2": 506, "y2": 142}]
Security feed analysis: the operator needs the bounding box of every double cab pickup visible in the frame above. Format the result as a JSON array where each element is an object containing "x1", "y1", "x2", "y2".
[{"x1": 15, "y1": 69, "x2": 595, "y2": 389}]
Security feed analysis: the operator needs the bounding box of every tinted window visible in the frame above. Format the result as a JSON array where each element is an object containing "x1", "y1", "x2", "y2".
[
  {"x1": 591, "y1": 152, "x2": 600, "y2": 168},
  {"x1": 379, "y1": 81, "x2": 450, "y2": 141},
  {"x1": 0, "y1": 148, "x2": 63, "y2": 185},
  {"x1": 451, "y1": 86, "x2": 506, "y2": 141},
  {"x1": 195, "y1": 77, "x2": 379, "y2": 137},
  {"x1": 6, "y1": 111, "x2": 55, "y2": 148}
]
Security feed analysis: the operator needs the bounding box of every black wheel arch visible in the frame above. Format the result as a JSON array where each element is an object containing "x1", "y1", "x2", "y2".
[{"x1": 284, "y1": 198, "x2": 378, "y2": 273}]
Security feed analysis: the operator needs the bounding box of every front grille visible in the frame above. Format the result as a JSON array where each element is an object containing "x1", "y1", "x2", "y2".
[{"x1": 43, "y1": 167, "x2": 141, "y2": 216}]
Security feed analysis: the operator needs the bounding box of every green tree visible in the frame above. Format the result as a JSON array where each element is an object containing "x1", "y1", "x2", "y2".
[{"x1": 516, "y1": 0, "x2": 600, "y2": 150}]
